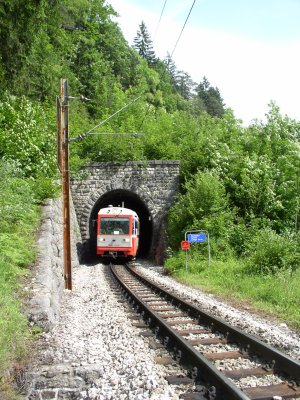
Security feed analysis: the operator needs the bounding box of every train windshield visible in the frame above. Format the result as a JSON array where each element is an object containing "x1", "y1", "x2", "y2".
[{"x1": 100, "y1": 217, "x2": 130, "y2": 235}]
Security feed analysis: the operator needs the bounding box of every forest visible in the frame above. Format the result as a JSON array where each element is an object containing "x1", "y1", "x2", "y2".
[{"x1": 0, "y1": 0, "x2": 299, "y2": 395}]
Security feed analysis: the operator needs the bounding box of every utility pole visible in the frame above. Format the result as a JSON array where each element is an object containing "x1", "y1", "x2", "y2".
[
  {"x1": 57, "y1": 79, "x2": 72, "y2": 290},
  {"x1": 55, "y1": 80, "x2": 143, "y2": 291}
]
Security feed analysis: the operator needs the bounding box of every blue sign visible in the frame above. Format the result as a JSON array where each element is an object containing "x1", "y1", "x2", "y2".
[{"x1": 188, "y1": 233, "x2": 207, "y2": 243}]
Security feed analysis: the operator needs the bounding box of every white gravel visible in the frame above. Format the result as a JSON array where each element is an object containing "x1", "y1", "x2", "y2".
[
  {"x1": 26, "y1": 264, "x2": 180, "y2": 399},
  {"x1": 137, "y1": 263, "x2": 300, "y2": 360},
  {"x1": 26, "y1": 261, "x2": 300, "y2": 399}
]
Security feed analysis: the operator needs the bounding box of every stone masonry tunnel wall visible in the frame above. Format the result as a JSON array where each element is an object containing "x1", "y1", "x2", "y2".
[{"x1": 70, "y1": 160, "x2": 180, "y2": 263}]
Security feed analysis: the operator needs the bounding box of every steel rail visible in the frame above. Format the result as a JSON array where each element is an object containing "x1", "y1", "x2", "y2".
[
  {"x1": 127, "y1": 264, "x2": 300, "y2": 379},
  {"x1": 110, "y1": 264, "x2": 251, "y2": 400}
]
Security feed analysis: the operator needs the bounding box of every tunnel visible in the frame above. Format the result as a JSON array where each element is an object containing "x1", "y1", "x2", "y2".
[{"x1": 87, "y1": 189, "x2": 153, "y2": 261}]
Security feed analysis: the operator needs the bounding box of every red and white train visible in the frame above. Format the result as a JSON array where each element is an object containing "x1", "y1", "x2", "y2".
[{"x1": 96, "y1": 205, "x2": 139, "y2": 259}]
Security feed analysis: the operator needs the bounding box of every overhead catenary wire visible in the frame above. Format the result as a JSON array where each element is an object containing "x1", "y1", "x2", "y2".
[
  {"x1": 69, "y1": 94, "x2": 144, "y2": 142},
  {"x1": 170, "y1": 0, "x2": 197, "y2": 59},
  {"x1": 153, "y1": 0, "x2": 168, "y2": 41},
  {"x1": 87, "y1": 133, "x2": 143, "y2": 136},
  {"x1": 138, "y1": 1, "x2": 168, "y2": 131}
]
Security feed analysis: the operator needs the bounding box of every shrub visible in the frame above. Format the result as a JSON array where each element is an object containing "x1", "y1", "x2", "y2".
[
  {"x1": 245, "y1": 228, "x2": 299, "y2": 275},
  {"x1": 0, "y1": 160, "x2": 39, "y2": 380},
  {"x1": 0, "y1": 93, "x2": 56, "y2": 179},
  {"x1": 167, "y1": 170, "x2": 235, "y2": 253}
]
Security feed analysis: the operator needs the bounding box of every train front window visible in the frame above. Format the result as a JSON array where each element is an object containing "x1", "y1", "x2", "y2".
[{"x1": 100, "y1": 218, "x2": 130, "y2": 235}]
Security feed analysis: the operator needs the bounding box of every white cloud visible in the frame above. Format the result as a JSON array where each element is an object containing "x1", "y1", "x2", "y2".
[
  {"x1": 109, "y1": 0, "x2": 300, "y2": 125},
  {"x1": 176, "y1": 27, "x2": 300, "y2": 124}
]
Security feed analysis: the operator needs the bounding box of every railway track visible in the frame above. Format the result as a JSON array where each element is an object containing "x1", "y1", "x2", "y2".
[{"x1": 110, "y1": 263, "x2": 300, "y2": 400}]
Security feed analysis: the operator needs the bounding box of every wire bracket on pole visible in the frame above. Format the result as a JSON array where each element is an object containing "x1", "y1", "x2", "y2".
[{"x1": 68, "y1": 94, "x2": 144, "y2": 142}]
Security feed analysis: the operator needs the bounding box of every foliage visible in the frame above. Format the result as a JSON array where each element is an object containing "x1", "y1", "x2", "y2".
[
  {"x1": 0, "y1": 93, "x2": 56, "y2": 179},
  {"x1": 245, "y1": 229, "x2": 299, "y2": 275},
  {"x1": 0, "y1": 160, "x2": 39, "y2": 380},
  {"x1": 0, "y1": 0, "x2": 298, "y2": 277},
  {"x1": 167, "y1": 170, "x2": 235, "y2": 256},
  {"x1": 165, "y1": 104, "x2": 300, "y2": 276}
]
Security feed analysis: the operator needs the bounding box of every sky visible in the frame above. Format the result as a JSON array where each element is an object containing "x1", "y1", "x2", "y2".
[{"x1": 107, "y1": 0, "x2": 300, "y2": 125}]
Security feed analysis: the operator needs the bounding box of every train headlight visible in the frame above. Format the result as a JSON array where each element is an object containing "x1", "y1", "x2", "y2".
[
  {"x1": 99, "y1": 237, "x2": 105, "y2": 242},
  {"x1": 123, "y1": 238, "x2": 130, "y2": 242}
]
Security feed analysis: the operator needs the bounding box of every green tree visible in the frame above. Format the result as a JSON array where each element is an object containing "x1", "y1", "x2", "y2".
[
  {"x1": 195, "y1": 77, "x2": 225, "y2": 117},
  {"x1": 0, "y1": 94, "x2": 56, "y2": 178},
  {"x1": 133, "y1": 21, "x2": 157, "y2": 66},
  {"x1": 175, "y1": 71, "x2": 195, "y2": 100}
]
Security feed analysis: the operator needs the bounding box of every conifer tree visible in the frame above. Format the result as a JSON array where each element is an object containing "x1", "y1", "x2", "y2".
[
  {"x1": 196, "y1": 77, "x2": 225, "y2": 117},
  {"x1": 133, "y1": 21, "x2": 157, "y2": 65},
  {"x1": 175, "y1": 71, "x2": 195, "y2": 100},
  {"x1": 164, "y1": 53, "x2": 178, "y2": 89}
]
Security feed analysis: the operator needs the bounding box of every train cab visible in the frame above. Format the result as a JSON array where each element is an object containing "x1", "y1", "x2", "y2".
[{"x1": 96, "y1": 205, "x2": 139, "y2": 259}]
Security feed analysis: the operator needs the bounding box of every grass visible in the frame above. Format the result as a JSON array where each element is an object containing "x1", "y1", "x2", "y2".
[
  {"x1": 0, "y1": 164, "x2": 40, "y2": 398},
  {"x1": 165, "y1": 252, "x2": 300, "y2": 330}
]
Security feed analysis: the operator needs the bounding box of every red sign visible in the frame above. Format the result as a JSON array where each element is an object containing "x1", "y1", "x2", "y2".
[{"x1": 181, "y1": 240, "x2": 190, "y2": 250}]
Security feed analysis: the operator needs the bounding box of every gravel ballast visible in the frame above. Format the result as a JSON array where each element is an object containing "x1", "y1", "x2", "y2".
[
  {"x1": 137, "y1": 263, "x2": 300, "y2": 360},
  {"x1": 26, "y1": 264, "x2": 179, "y2": 399},
  {"x1": 25, "y1": 262, "x2": 300, "y2": 399}
]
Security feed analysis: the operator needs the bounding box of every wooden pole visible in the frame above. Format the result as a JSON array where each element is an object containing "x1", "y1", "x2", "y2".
[{"x1": 60, "y1": 79, "x2": 72, "y2": 290}]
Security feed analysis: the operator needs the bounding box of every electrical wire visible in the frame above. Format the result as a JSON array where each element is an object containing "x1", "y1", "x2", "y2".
[
  {"x1": 138, "y1": 1, "x2": 168, "y2": 132},
  {"x1": 69, "y1": 94, "x2": 143, "y2": 142},
  {"x1": 153, "y1": 0, "x2": 168, "y2": 41},
  {"x1": 170, "y1": 0, "x2": 197, "y2": 59},
  {"x1": 138, "y1": 103, "x2": 151, "y2": 131}
]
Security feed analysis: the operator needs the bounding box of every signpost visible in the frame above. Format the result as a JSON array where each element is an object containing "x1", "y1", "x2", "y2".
[
  {"x1": 181, "y1": 240, "x2": 190, "y2": 250},
  {"x1": 187, "y1": 233, "x2": 207, "y2": 243},
  {"x1": 182, "y1": 229, "x2": 210, "y2": 272},
  {"x1": 181, "y1": 240, "x2": 190, "y2": 272}
]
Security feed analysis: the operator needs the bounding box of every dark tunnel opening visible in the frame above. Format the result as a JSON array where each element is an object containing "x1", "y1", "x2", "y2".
[{"x1": 87, "y1": 189, "x2": 153, "y2": 261}]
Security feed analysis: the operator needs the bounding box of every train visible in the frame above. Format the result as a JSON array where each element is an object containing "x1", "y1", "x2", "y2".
[{"x1": 96, "y1": 205, "x2": 139, "y2": 259}]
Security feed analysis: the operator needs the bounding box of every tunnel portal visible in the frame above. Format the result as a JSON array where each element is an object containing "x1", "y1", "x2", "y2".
[
  {"x1": 89, "y1": 189, "x2": 153, "y2": 259},
  {"x1": 71, "y1": 161, "x2": 180, "y2": 263}
]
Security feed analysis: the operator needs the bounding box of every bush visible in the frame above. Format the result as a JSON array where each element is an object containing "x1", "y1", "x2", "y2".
[
  {"x1": 0, "y1": 160, "x2": 39, "y2": 380},
  {"x1": 245, "y1": 229, "x2": 299, "y2": 275},
  {"x1": 167, "y1": 170, "x2": 235, "y2": 252},
  {"x1": 0, "y1": 93, "x2": 56, "y2": 179}
]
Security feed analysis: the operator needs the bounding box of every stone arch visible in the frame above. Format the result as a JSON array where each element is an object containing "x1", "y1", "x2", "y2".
[
  {"x1": 71, "y1": 161, "x2": 180, "y2": 263},
  {"x1": 78, "y1": 183, "x2": 157, "y2": 261}
]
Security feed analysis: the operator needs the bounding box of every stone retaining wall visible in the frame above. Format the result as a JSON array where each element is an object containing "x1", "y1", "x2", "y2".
[{"x1": 26, "y1": 197, "x2": 81, "y2": 331}]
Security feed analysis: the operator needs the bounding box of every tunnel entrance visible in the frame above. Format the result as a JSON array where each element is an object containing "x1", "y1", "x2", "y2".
[{"x1": 88, "y1": 189, "x2": 153, "y2": 261}]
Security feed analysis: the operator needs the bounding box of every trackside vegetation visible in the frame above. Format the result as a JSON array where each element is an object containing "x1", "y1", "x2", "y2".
[
  {"x1": 0, "y1": 0, "x2": 299, "y2": 397},
  {"x1": 0, "y1": 161, "x2": 39, "y2": 397}
]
